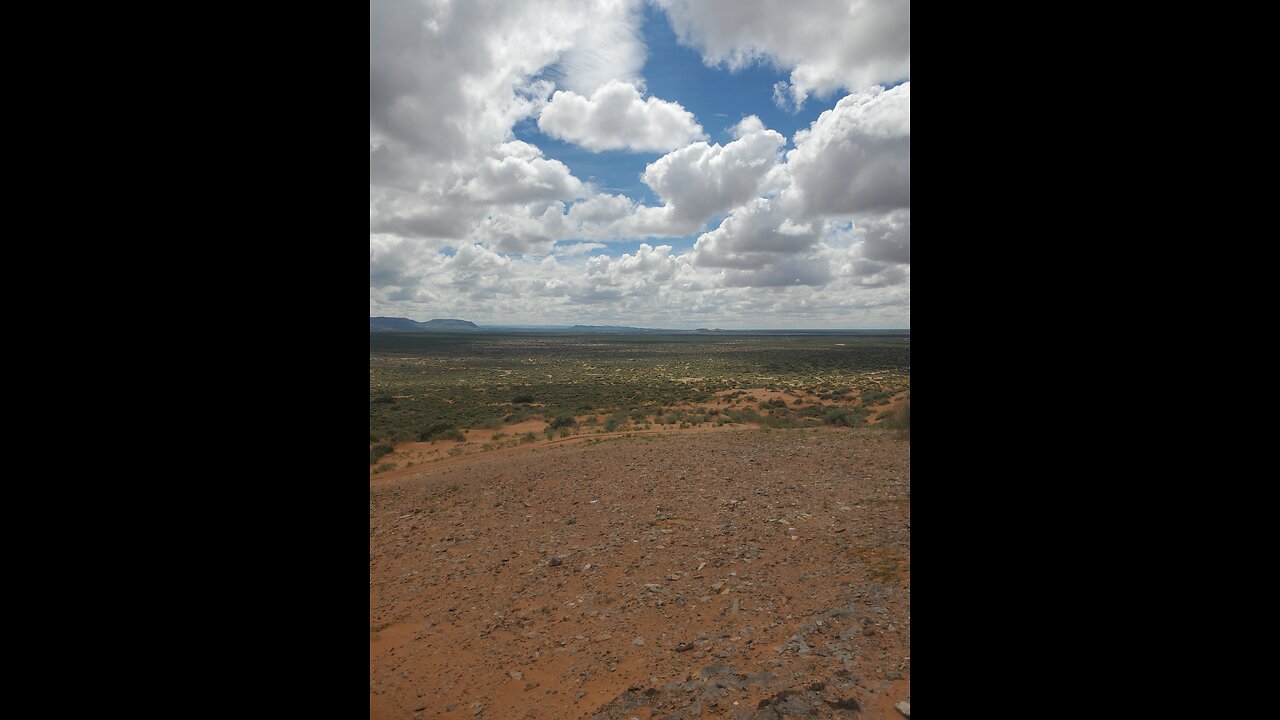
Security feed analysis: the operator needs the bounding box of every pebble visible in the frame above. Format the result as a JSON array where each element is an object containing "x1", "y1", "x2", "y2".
[
  {"x1": 633, "y1": 637, "x2": 645, "y2": 645},
  {"x1": 895, "y1": 700, "x2": 910, "y2": 717},
  {"x1": 549, "y1": 556, "x2": 562, "y2": 566}
]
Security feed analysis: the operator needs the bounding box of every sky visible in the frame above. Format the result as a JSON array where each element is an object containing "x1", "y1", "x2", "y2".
[{"x1": 370, "y1": 0, "x2": 910, "y2": 329}]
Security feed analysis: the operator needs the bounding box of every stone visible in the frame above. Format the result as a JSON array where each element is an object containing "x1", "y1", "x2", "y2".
[
  {"x1": 633, "y1": 637, "x2": 645, "y2": 645},
  {"x1": 549, "y1": 556, "x2": 563, "y2": 566},
  {"x1": 509, "y1": 671, "x2": 523, "y2": 680},
  {"x1": 895, "y1": 700, "x2": 910, "y2": 717}
]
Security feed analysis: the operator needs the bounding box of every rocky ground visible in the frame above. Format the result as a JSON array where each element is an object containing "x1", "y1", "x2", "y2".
[{"x1": 370, "y1": 427, "x2": 910, "y2": 719}]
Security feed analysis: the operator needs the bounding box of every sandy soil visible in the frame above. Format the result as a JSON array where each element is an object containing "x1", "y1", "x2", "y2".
[{"x1": 370, "y1": 428, "x2": 910, "y2": 719}]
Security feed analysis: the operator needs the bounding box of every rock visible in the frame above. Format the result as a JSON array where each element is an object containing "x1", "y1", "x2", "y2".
[
  {"x1": 510, "y1": 670, "x2": 523, "y2": 680},
  {"x1": 549, "y1": 556, "x2": 563, "y2": 566},
  {"x1": 675, "y1": 642, "x2": 694, "y2": 652},
  {"x1": 633, "y1": 637, "x2": 645, "y2": 645},
  {"x1": 895, "y1": 700, "x2": 910, "y2": 717}
]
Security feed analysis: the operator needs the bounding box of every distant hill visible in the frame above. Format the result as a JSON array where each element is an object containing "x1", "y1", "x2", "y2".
[
  {"x1": 568, "y1": 324, "x2": 663, "y2": 334},
  {"x1": 370, "y1": 317, "x2": 480, "y2": 332}
]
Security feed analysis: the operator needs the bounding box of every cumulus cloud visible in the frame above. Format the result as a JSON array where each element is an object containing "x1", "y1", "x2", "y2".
[
  {"x1": 455, "y1": 142, "x2": 586, "y2": 204},
  {"x1": 786, "y1": 83, "x2": 910, "y2": 216},
  {"x1": 538, "y1": 80, "x2": 706, "y2": 152},
  {"x1": 546, "y1": 0, "x2": 648, "y2": 95},
  {"x1": 853, "y1": 209, "x2": 910, "y2": 265},
  {"x1": 656, "y1": 0, "x2": 910, "y2": 106},
  {"x1": 641, "y1": 116, "x2": 784, "y2": 224}
]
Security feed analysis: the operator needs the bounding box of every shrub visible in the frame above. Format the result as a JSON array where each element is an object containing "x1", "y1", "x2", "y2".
[
  {"x1": 417, "y1": 422, "x2": 453, "y2": 441},
  {"x1": 371, "y1": 395, "x2": 395, "y2": 405},
  {"x1": 550, "y1": 414, "x2": 577, "y2": 429},
  {"x1": 369, "y1": 444, "x2": 394, "y2": 465},
  {"x1": 823, "y1": 407, "x2": 867, "y2": 427},
  {"x1": 512, "y1": 394, "x2": 535, "y2": 404}
]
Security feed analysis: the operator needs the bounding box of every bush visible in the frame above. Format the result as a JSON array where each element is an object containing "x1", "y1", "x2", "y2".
[
  {"x1": 371, "y1": 395, "x2": 396, "y2": 405},
  {"x1": 550, "y1": 414, "x2": 577, "y2": 429},
  {"x1": 860, "y1": 389, "x2": 891, "y2": 405},
  {"x1": 369, "y1": 444, "x2": 394, "y2": 465},
  {"x1": 823, "y1": 407, "x2": 868, "y2": 427},
  {"x1": 417, "y1": 422, "x2": 453, "y2": 441},
  {"x1": 512, "y1": 394, "x2": 535, "y2": 404}
]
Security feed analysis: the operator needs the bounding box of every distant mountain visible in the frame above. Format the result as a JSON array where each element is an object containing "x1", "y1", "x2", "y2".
[
  {"x1": 370, "y1": 317, "x2": 480, "y2": 332},
  {"x1": 568, "y1": 324, "x2": 664, "y2": 334}
]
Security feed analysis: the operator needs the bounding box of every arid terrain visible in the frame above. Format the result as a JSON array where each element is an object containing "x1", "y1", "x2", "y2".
[{"x1": 370, "y1": 426, "x2": 910, "y2": 719}]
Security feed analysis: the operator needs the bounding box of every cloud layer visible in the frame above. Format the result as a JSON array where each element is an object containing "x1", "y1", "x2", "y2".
[{"x1": 370, "y1": 0, "x2": 910, "y2": 327}]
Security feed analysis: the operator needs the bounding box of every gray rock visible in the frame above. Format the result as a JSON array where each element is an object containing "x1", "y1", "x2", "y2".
[
  {"x1": 895, "y1": 700, "x2": 910, "y2": 717},
  {"x1": 509, "y1": 671, "x2": 523, "y2": 680},
  {"x1": 549, "y1": 556, "x2": 563, "y2": 566},
  {"x1": 633, "y1": 636, "x2": 645, "y2": 645}
]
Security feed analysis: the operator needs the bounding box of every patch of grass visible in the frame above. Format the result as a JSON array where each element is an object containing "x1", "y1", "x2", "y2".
[{"x1": 373, "y1": 462, "x2": 396, "y2": 474}]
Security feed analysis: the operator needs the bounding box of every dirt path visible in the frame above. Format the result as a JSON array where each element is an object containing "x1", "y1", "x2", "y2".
[{"x1": 370, "y1": 428, "x2": 910, "y2": 719}]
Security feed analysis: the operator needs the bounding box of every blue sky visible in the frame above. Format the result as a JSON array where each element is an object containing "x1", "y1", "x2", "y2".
[{"x1": 370, "y1": 0, "x2": 910, "y2": 328}]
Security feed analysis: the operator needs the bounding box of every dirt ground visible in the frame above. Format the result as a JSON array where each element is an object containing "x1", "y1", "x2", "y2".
[{"x1": 370, "y1": 427, "x2": 911, "y2": 719}]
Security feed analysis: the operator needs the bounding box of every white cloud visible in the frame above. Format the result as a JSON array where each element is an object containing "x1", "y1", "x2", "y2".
[
  {"x1": 538, "y1": 80, "x2": 706, "y2": 152},
  {"x1": 853, "y1": 208, "x2": 910, "y2": 265},
  {"x1": 455, "y1": 142, "x2": 586, "y2": 204},
  {"x1": 656, "y1": 0, "x2": 910, "y2": 106},
  {"x1": 369, "y1": 1, "x2": 910, "y2": 328},
  {"x1": 553, "y1": 241, "x2": 607, "y2": 257},
  {"x1": 547, "y1": 0, "x2": 648, "y2": 95},
  {"x1": 786, "y1": 83, "x2": 910, "y2": 216},
  {"x1": 641, "y1": 115, "x2": 784, "y2": 224}
]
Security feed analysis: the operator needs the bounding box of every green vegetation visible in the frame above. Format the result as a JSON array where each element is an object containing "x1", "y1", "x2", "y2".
[
  {"x1": 370, "y1": 332, "x2": 909, "y2": 441},
  {"x1": 369, "y1": 443, "x2": 394, "y2": 465}
]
